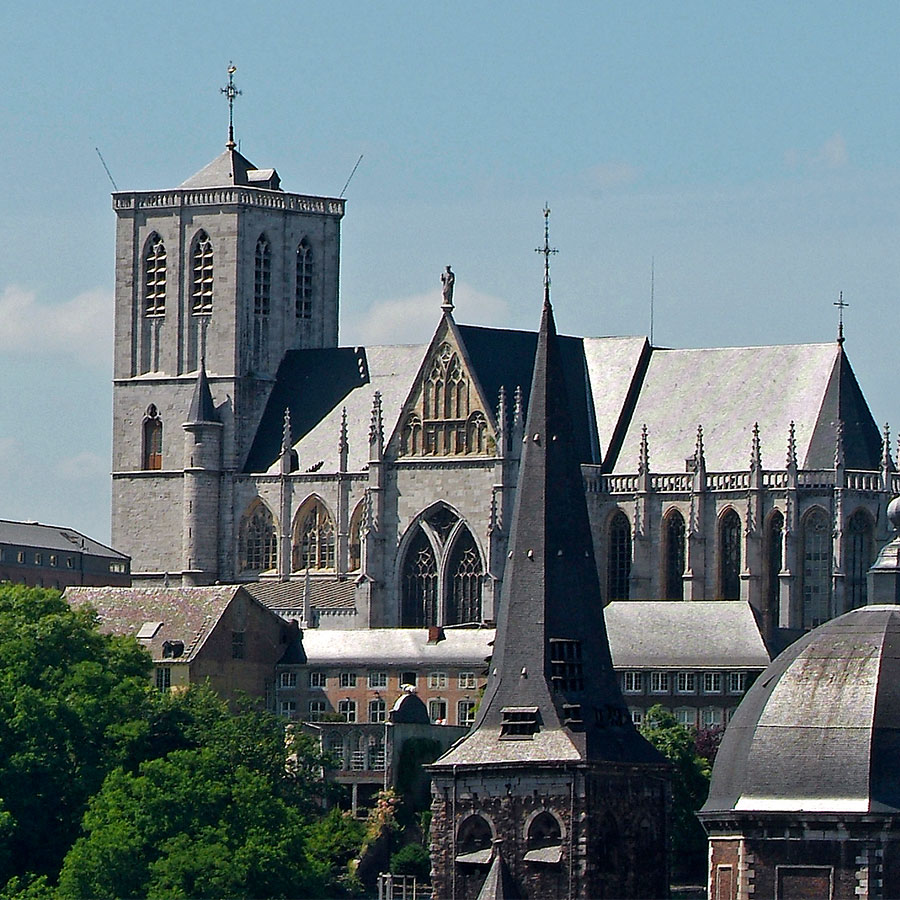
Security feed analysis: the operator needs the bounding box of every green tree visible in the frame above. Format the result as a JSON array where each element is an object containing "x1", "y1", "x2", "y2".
[
  {"x1": 0, "y1": 585, "x2": 151, "y2": 887},
  {"x1": 639, "y1": 705, "x2": 711, "y2": 882}
]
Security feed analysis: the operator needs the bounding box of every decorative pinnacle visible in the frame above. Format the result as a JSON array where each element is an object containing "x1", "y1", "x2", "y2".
[
  {"x1": 834, "y1": 419, "x2": 845, "y2": 469},
  {"x1": 694, "y1": 424, "x2": 705, "y2": 465},
  {"x1": 339, "y1": 407, "x2": 349, "y2": 453},
  {"x1": 638, "y1": 424, "x2": 650, "y2": 475},
  {"x1": 221, "y1": 62, "x2": 242, "y2": 150},
  {"x1": 750, "y1": 422, "x2": 762, "y2": 469},
  {"x1": 534, "y1": 204, "x2": 558, "y2": 308},
  {"x1": 786, "y1": 420, "x2": 797, "y2": 469},
  {"x1": 369, "y1": 391, "x2": 384, "y2": 446},
  {"x1": 883, "y1": 422, "x2": 893, "y2": 472},
  {"x1": 281, "y1": 407, "x2": 292, "y2": 455},
  {"x1": 834, "y1": 291, "x2": 848, "y2": 346}
]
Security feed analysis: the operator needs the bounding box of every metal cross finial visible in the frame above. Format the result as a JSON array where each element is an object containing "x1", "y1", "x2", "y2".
[
  {"x1": 534, "y1": 204, "x2": 558, "y2": 308},
  {"x1": 221, "y1": 62, "x2": 242, "y2": 150},
  {"x1": 834, "y1": 291, "x2": 849, "y2": 346}
]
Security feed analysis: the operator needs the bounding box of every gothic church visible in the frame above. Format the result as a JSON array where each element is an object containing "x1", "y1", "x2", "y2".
[{"x1": 111, "y1": 137, "x2": 892, "y2": 648}]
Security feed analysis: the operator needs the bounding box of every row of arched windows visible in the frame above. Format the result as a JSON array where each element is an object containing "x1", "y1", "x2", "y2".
[
  {"x1": 237, "y1": 499, "x2": 486, "y2": 626},
  {"x1": 606, "y1": 505, "x2": 874, "y2": 627},
  {"x1": 141, "y1": 231, "x2": 314, "y2": 319}
]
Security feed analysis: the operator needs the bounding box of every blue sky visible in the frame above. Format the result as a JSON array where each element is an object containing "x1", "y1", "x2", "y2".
[{"x1": 3, "y1": 2, "x2": 900, "y2": 543}]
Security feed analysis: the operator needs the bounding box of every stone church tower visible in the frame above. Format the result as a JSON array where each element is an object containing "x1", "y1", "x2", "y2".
[
  {"x1": 110, "y1": 124, "x2": 344, "y2": 583},
  {"x1": 428, "y1": 287, "x2": 670, "y2": 899}
]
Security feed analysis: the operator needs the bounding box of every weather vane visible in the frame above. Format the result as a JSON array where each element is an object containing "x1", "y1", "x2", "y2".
[
  {"x1": 221, "y1": 62, "x2": 242, "y2": 150},
  {"x1": 834, "y1": 291, "x2": 849, "y2": 346},
  {"x1": 534, "y1": 204, "x2": 558, "y2": 306}
]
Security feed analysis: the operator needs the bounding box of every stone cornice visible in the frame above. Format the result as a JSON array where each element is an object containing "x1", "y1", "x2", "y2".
[{"x1": 113, "y1": 188, "x2": 344, "y2": 218}]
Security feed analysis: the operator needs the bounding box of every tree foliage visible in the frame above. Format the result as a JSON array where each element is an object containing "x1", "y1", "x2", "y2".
[{"x1": 639, "y1": 705, "x2": 711, "y2": 882}]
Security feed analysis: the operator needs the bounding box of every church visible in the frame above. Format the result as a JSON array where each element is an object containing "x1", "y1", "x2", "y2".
[{"x1": 110, "y1": 127, "x2": 893, "y2": 649}]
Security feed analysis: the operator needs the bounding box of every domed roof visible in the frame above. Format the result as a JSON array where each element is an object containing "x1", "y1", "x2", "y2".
[{"x1": 703, "y1": 605, "x2": 900, "y2": 816}]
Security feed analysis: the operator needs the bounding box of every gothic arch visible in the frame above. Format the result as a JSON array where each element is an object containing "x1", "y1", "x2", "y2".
[
  {"x1": 801, "y1": 505, "x2": 832, "y2": 628},
  {"x1": 661, "y1": 508, "x2": 686, "y2": 600},
  {"x1": 142, "y1": 405, "x2": 162, "y2": 470},
  {"x1": 239, "y1": 499, "x2": 278, "y2": 574},
  {"x1": 142, "y1": 232, "x2": 166, "y2": 316},
  {"x1": 718, "y1": 507, "x2": 742, "y2": 600},
  {"x1": 254, "y1": 233, "x2": 271, "y2": 316},
  {"x1": 764, "y1": 509, "x2": 785, "y2": 627},
  {"x1": 190, "y1": 230, "x2": 214, "y2": 314},
  {"x1": 292, "y1": 495, "x2": 336, "y2": 572},
  {"x1": 400, "y1": 526, "x2": 439, "y2": 627},
  {"x1": 348, "y1": 499, "x2": 366, "y2": 572},
  {"x1": 296, "y1": 237, "x2": 313, "y2": 320},
  {"x1": 443, "y1": 526, "x2": 485, "y2": 625},
  {"x1": 606, "y1": 508, "x2": 631, "y2": 601},
  {"x1": 456, "y1": 814, "x2": 494, "y2": 854},
  {"x1": 523, "y1": 808, "x2": 567, "y2": 844},
  {"x1": 847, "y1": 507, "x2": 874, "y2": 611}
]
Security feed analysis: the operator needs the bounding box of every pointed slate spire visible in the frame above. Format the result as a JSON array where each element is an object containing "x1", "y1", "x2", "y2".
[
  {"x1": 476, "y1": 842, "x2": 518, "y2": 900},
  {"x1": 187, "y1": 361, "x2": 219, "y2": 424},
  {"x1": 446, "y1": 295, "x2": 657, "y2": 764}
]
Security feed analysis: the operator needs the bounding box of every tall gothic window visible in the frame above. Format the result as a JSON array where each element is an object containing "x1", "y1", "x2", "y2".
[
  {"x1": 144, "y1": 234, "x2": 166, "y2": 315},
  {"x1": 142, "y1": 406, "x2": 162, "y2": 470},
  {"x1": 607, "y1": 511, "x2": 631, "y2": 601},
  {"x1": 401, "y1": 528, "x2": 437, "y2": 627},
  {"x1": 296, "y1": 239, "x2": 313, "y2": 319},
  {"x1": 446, "y1": 528, "x2": 483, "y2": 625},
  {"x1": 719, "y1": 509, "x2": 742, "y2": 600},
  {"x1": 191, "y1": 231, "x2": 214, "y2": 314},
  {"x1": 254, "y1": 235, "x2": 271, "y2": 316},
  {"x1": 765, "y1": 511, "x2": 784, "y2": 627},
  {"x1": 240, "y1": 502, "x2": 277, "y2": 573},
  {"x1": 802, "y1": 508, "x2": 832, "y2": 628},
  {"x1": 293, "y1": 499, "x2": 336, "y2": 571},
  {"x1": 847, "y1": 509, "x2": 874, "y2": 611},
  {"x1": 663, "y1": 510, "x2": 686, "y2": 600},
  {"x1": 348, "y1": 501, "x2": 365, "y2": 572}
]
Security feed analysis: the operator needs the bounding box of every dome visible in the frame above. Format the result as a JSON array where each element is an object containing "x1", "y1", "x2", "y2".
[{"x1": 703, "y1": 605, "x2": 900, "y2": 816}]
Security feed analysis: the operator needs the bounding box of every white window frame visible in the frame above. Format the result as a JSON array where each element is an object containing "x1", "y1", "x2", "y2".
[
  {"x1": 368, "y1": 698, "x2": 386, "y2": 723},
  {"x1": 368, "y1": 671, "x2": 387, "y2": 689},
  {"x1": 428, "y1": 671, "x2": 448, "y2": 690},
  {"x1": 428, "y1": 697, "x2": 448, "y2": 724},
  {"x1": 280, "y1": 671, "x2": 297, "y2": 689},
  {"x1": 457, "y1": 699, "x2": 477, "y2": 726},
  {"x1": 280, "y1": 700, "x2": 297, "y2": 718},
  {"x1": 676, "y1": 672, "x2": 697, "y2": 694},
  {"x1": 703, "y1": 672, "x2": 722, "y2": 694},
  {"x1": 650, "y1": 672, "x2": 669, "y2": 694},
  {"x1": 338, "y1": 699, "x2": 357, "y2": 723},
  {"x1": 622, "y1": 671, "x2": 643, "y2": 694},
  {"x1": 675, "y1": 706, "x2": 697, "y2": 727},
  {"x1": 458, "y1": 671, "x2": 477, "y2": 689},
  {"x1": 701, "y1": 706, "x2": 724, "y2": 727},
  {"x1": 308, "y1": 700, "x2": 326, "y2": 721},
  {"x1": 728, "y1": 671, "x2": 747, "y2": 694},
  {"x1": 629, "y1": 707, "x2": 644, "y2": 725},
  {"x1": 309, "y1": 671, "x2": 327, "y2": 688},
  {"x1": 339, "y1": 672, "x2": 357, "y2": 689}
]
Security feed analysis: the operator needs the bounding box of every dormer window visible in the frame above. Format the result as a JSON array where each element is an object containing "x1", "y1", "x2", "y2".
[
  {"x1": 162, "y1": 640, "x2": 184, "y2": 659},
  {"x1": 500, "y1": 706, "x2": 540, "y2": 739},
  {"x1": 549, "y1": 639, "x2": 584, "y2": 692}
]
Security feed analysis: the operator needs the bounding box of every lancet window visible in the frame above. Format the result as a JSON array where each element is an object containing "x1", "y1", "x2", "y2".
[
  {"x1": 143, "y1": 234, "x2": 166, "y2": 315},
  {"x1": 296, "y1": 239, "x2": 313, "y2": 319},
  {"x1": 240, "y1": 502, "x2": 277, "y2": 573},
  {"x1": 142, "y1": 405, "x2": 162, "y2": 470},
  {"x1": 765, "y1": 510, "x2": 784, "y2": 625},
  {"x1": 719, "y1": 509, "x2": 742, "y2": 600},
  {"x1": 399, "y1": 506, "x2": 484, "y2": 626},
  {"x1": 663, "y1": 510, "x2": 686, "y2": 600},
  {"x1": 607, "y1": 510, "x2": 631, "y2": 601},
  {"x1": 254, "y1": 235, "x2": 271, "y2": 316},
  {"x1": 846, "y1": 509, "x2": 874, "y2": 611},
  {"x1": 191, "y1": 231, "x2": 214, "y2": 314},
  {"x1": 802, "y1": 507, "x2": 832, "y2": 628},
  {"x1": 348, "y1": 501, "x2": 365, "y2": 572},
  {"x1": 293, "y1": 499, "x2": 336, "y2": 571}
]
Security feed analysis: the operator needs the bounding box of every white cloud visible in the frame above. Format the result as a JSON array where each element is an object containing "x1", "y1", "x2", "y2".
[
  {"x1": 784, "y1": 132, "x2": 849, "y2": 172},
  {"x1": 0, "y1": 286, "x2": 113, "y2": 366},
  {"x1": 351, "y1": 282, "x2": 512, "y2": 345},
  {"x1": 56, "y1": 451, "x2": 109, "y2": 481}
]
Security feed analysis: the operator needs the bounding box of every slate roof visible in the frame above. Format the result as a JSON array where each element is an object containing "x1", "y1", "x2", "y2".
[
  {"x1": 604, "y1": 601, "x2": 771, "y2": 670},
  {"x1": 179, "y1": 148, "x2": 280, "y2": 190},
  {"x1": 243, "y1": 578, "x2": 356, "y2": 611},
  {"x1": 0, "y1": 520, "x2": 128, "y2": 559},
  {"x1": 702, "y1": 605, "x2": 900, "y2": 816},
  {"x1": 609, "y1": 343, "x2": 881, "y2": 474},
  {"x1": 65, "y1": 585, "x2": 258, "y2": 663},
  {"x1": 187, "y1": 364, "x2": 220, "y2": 424},
  {"x1": 298, "y1": 627, "x2": 493, "y2": 668},
  {"x1": 437, "y1": 298, "x2": 661, "y2": 768}
]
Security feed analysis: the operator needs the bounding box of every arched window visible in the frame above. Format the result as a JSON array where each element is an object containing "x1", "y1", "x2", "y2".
[
  {"x1": 765, "y1": 510, "x2": 784, "y2": 626},
  {"x1": 527, "y1": 811, "x2": 562, "y2": 851},
  {"x1": 254, "y1": 235, "x2": 271, "y2": 316},
  {"x1": 466, "y1": 412, "x2": 488, "y2": 455},
  {"x1": 401, "y1": 528, "x2": 438, "y2": 627},
  {"x1": 401, "y1": 414, "x2": 422, "y2": 456},
  {"x1": 446, "y1": 528, "x2": 483, "y2": 625},
  {"x1": 293, "y1": 499, "x2": 336, "y2": 571},
  {"x1": 607, "y1": 511, "x2": 631, "y2": 601},
  {"x1": 719, "y1": 509, "x2": 742, "y2": 600},
  {"x1": 296, "y1": 239, "x2": 313, "y2": 319},
  {"x1": 144, "y1": 234, "x2": 166, "y2": 315},
  {"x1": 142, "y1": 405, "x2": 162, "y2": 470},
  {"x1": 457, "y1": 815, "x2": 492, "y2": 857},
  {"x1": 191, "y1": 231, "x2": 214, "y2": 314},
  {"x1": 846, "y1": 509, "x2": 873, "y2": 611},
  {"x1": 802, "y1": 508, "x2": 832, "y2": 628},
  {"x1": 663, "y1": 510, "x2": 686, "y2": 600},
  {"x1": 348, "y1": 501, "x2": 365, "y2": 572},
  {"x1": 240, "y1": 502, "x2": 277, "y2": 573}
]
